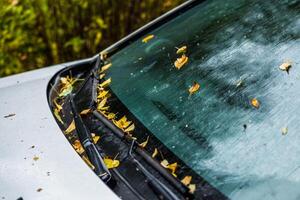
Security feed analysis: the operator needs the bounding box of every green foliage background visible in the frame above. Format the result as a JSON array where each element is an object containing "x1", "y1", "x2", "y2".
[{"x1": 0, "y1": 0, "x2": 184, "y2": 77}]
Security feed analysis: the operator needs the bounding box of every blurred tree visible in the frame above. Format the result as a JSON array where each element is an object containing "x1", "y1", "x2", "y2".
[{"x1": 0, "y1": 0, "x2": 184, "y2": 77}]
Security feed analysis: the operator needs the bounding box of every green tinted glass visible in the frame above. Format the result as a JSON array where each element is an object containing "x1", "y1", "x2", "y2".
[{"x1": 107, "y1": 0, "x2": 300, "y2": 199}]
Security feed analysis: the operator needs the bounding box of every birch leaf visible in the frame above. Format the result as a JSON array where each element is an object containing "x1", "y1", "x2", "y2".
[
  {"x1": 279, "y1": 61, "x2": 292, "y2": 74},
  {"x1": 281, "y1": 127, "x2": 288, "y2": 135},
  {"x1": 91, "y1": 133, "x2": 100, "y2": 144},
  {"x1": 98, "y1": 90, "x2": 109, "y2": 99},
  {"x1": 152, "y1": 148, "x2": 158, "y2": 158},
  {"x1": 82, "y1": 155, "x2": 95, "y2": 170},
  {"x1": 251, "y1": 98, "x2": 260, "y2": 109},
  {"x1": 181, "y1": 176, "x2": 192, "y2": 186},
  {"x1": 99, "y1": 73, "x2": 105, "y2": 79},
  {"x1": 168, "y1": 162, "x2": 178, "y2": 175},
  {"x1": 161, "y1": 159, "x2": 169, "y2": 168},
  {"x1": 53, "y1": 99, "x2": 63, "y2": 112},
  {"x1": 142, "y1": 34, "x2": 154, "y2": 43},
  {"x1": 80, "y1": 109, "x2": 91, "y2": 115},
  {"x1": 139, "y1": 136, "x2": 149, "y2": 148},
  {"x1": 188, "y1": 184, "x2": 196, "y2": 194},
  {"x1": 72, "y1": 140, "x2": 84, "y2": 154},
  {"x1": 106, "y1": 113, "x2": 116, "y2": 120},
  {"x1": 101, "y1": 63, "x2": 112, "y2": 73},
  {"x1": 124, "y1": 123, "x2": 135, "y2": 132},
  {"x1": 97, "y1": 97, "x2": 107, "y2": 110},
  {"x1": 54, "y1": 108, "x2": 63, "y2": 124},
  {"x1": 65, "y1": 120, "x2": 75, "y2": 134},
  {"x1": 59, "y1": 86, "x2": 73, "y2": 97},
  {"x1": 188, "y1": 82, "x2": 200, "y2": 95},
  {"x1": 99, "y1": 78, "x2": 111, "y2": 88},
  {"x1": 174, "y1": 54, "x2": 188, "y2": 69},
  {"x1": 176, "y1": 46, "x2": 187, "y2": 54},
  {"x1": 104, "y1": 158, "x2": 120, "y2": 169}
]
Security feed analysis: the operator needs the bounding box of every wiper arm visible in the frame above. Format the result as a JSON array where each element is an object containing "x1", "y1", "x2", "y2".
[{"x1": 70, "y1": 96, "x2": 113, "y2": 183}]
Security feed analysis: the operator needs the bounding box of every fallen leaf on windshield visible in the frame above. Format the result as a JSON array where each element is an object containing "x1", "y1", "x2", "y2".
[
  {"x1": 251, "y1": 98, "x2": 260, "y2": 109},
  {"x1": 142, "y1": 34, "x2": 154, "y2": 43},
  {"x1": 54, "y1": 108, "x2": 63, "y2": 124},
  {"x1": 101, "y1": 63, "x2": 112, "y2": 73},
  {"x1": 65, "y1": 120, "x2": 75, "y2": 134},
  {"x1": 279, "y1": 61, "x2": 292, "y2": 74},
  {"x1": 281, "y1": 127, "x2": 288, "y2": 135},
  {"x1": 188, "y1": 82, "x2": 200, "y2": 96},
  {"x1": 82, "y1": 155, "x2": 95, "y2": 170},
  {"x1": 97, "y1": 97, "x2": 108, "y2": 110},
  {"x1": 99, "y1": 78, "x2": 111, "y2": 88},
  {"x1": 72, "y1": 140, "x2": 84, "y2": 154},
  {"x1": 188, "y1": 184, "x2": 196, "y2": 194},
  {"x1": 104, "y1": 158, "x2": 120, "y2": 169},
  {"x1": 80, "y1": 109, "x2": 91, "y2": 115},
  {"x1": 174, "y1": 54, "x2": 188, "y2": 69},
  {"x1": 124, "y1": 123, "x2": 135, "y2": 133},
  {"x1": 176, "y1": 46, "x2": 187, "y2": 54},
  {"x1": 59, "y1": 86, "x2": 73, "y2": 97},
  {"x1": 91, "y1": 133, "x2": 100, "y2": 144},
  {"x1": 152, "y1": 148, "x2": 158, "y2": 158},
  {"x1": 139, "y1": 136, "x2": 149, "y2": 148},
  {"x1": 181, "y1": 176, "x2": 192, "y2": 186},
  {"x1": 59, "y1": 76, "x2": 79, "y2": 97}
]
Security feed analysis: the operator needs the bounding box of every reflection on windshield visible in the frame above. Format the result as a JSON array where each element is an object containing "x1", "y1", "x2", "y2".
[{"x1": 107, "y1": 0, "x2": 300, "y2": 199}]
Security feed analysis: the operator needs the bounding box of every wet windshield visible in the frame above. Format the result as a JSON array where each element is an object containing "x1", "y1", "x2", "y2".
[{"x1": 107, "y1": 0, "x2": 300, "y2": 199}]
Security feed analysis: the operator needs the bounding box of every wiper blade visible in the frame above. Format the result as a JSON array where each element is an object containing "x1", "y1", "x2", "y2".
[{"x1": 70, "y1": 96, "x2": 113, "y2": 183}]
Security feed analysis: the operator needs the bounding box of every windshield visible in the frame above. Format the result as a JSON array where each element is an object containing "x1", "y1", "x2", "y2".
[{"x1": 107, "y1": 0, "x2": 300, "y2": 199}]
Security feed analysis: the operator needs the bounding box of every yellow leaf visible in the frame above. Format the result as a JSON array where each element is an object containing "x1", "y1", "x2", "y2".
[
  {"x1": 251, "y1": 98, "x2": 260, "y2": 109},
  {"x1": 106, "y1": 113, "x2": 116, "y2": 120},
  {"x1": 176, "y1": 45, "x2": 187, "y2": 54},
  {"x1": 174, "y1": 54, "x2": 188, "y2": 69},
  {"x1": 139, "y1": 136, "x2": 149, "y2": 148},
  {"x1": 33, "y1": 156, "x2": 39, "y2": 161},
  {"x1": 279, "y1": 61, "x2": 292, "y2": 73},
  {"x1": 53, "y1": 99, "x2": 63, "y2": 112},
  {"x1": 97, "y1": 97, "x2": 107, "y2": 110},
  {"x1": 65, "y1": 120, "x2": 75, "y2": 134},
  {"x1": 99, "y1": 73, "x2": 105, "y2": 79},
  {"x1": 124, "y1": 123, "x2": 135, "y2": 132},
  {"x1": 99, "y1": 78, "x2": 111, "y2": 88},
  {"x1": 152, "y1": 148, "x2": 158, "y2": 158},
  {"x1": 80, "y1": 109, "x2": 91, "y2": 115},
  {"x1": 181, "y1": 176, "x2": 192, "y2": 186},
  {"x1": 82, "y1": 155, "x2": 95, "y2": 170},
  {"x1": 167, "y1": 162, "x2": 178, "y2": 174},
  {"x1": 72, "y1": 140, "x2": 84, "y2": 154},
  {"x1": 54, "y1": 108, "x2": 63, "y2": 124},
  {"x1": 104, "y1": 158, "x2": 120, "y2": 169},
  {"x1": 98, "y1": 90, "x2": 109, "y2": 99},
  {"x1": 101, "y1": 63, "x2": 112, "y2": 73},
  {"x1": 160, "y1": 159, "x2": 169, "y2": 168},
  {"x1": 188, "y1": 184, "x2": 196, "y2": 194},
  {"x1": 91, "y1": 133, "x2": 100, "y2": 144},
  {"x1": 281, "y1": 127, "x2": 288, "y2": 135},
  {"x1": 188, "y1": 82, "x2": 200, "y2": 95},
  {"x1": 142, "y1": 34, "x2": 154, "y2": 43}
]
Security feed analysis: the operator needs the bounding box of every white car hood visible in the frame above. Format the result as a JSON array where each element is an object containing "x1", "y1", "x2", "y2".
[{"x1": 0, "y1": 62, "x2": 119, "y2": 200}]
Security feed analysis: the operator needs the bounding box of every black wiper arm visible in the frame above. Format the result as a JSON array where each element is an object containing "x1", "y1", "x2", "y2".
[{"x1": 70, "y1": 96, "x2": 112, "y2": 183}]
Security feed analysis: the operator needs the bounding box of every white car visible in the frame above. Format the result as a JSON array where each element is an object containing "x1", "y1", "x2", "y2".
[{"x1": 1, "y1": 0, "x2": 300, "y2": 200}]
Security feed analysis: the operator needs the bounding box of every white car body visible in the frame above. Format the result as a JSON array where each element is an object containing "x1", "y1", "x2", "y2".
[{"x1": 0, "y1": 59, "x2": 119, "y2": 200}]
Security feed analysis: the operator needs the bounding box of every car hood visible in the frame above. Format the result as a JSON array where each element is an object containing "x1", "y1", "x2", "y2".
[{"x1": 0, "y1": 60, "x2": 118, "y2": 200}]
